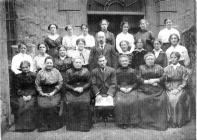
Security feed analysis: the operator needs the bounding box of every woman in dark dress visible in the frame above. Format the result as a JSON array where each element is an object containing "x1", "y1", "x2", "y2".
[
  {"x1": 152, "y1": 39, "x2": 168, "y2": 67},
  {"x1": 131, "y1": 38, "x2": 147, "y2": 70},
  {"x1": 35, "y1": 56, "x2": 63, "y2": 132},
  {"x1": 44, "y1": 24, "x2": 62, "y2": 58},
  {"x1": 65, "y1": 58, "x2": 92, "y2": 131},
  {"x1": 115, "y1": 55, "x2": 139, "y2": 129},
  {"x1": 15, "y1": 61, "x2": 37, "y2": 132},
  {"x1": 135, "y1": 19, "x2": 154, "y2": 52},
  {"x1": 164, "y1": 52, "x2": 191, "y2": 128},
  {"x1": 137, "y1": 53, "x2": 168, "y2": 130}
]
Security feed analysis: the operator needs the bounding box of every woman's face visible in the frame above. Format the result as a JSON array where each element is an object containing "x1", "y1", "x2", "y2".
[
  {"x1": 140, "y1": 20, "x2": 147, "y2": 30},
  {"x1": 170, "y1": 53, "x2": 179, "y2": 64},
  {"x1": 59, "y1": 47, "x2": 67, "y2": 57},
  {"x1": 165, "y1": 19, "x2": 172, "y2": 29},
  {"x1": 81, "y1": 25, "x2": 88, "y2": 35},
  {"x1": 77, "y1": 41, "x2": 85, "y2": 51},
  {"x1": 101, "y1": 20, "x2": 108, "y2": 31},
  {"x1": 19, "y1": 44, "x2": 27, "y2": 54},
  {"x1": 154, "y1": 40, "x2": 161, "y2": 50},
  {"x1": 120, "y1": 57, "x2": 129, "y2": 67},
  {"x1": 50, "y1": 25, "x2": 57, "y2": 34},
  {"x1": 122, "y1": 23, "x2": 129, "y2": 33},
  {"x1": 67, "y1": 26, "x2": 73, "y2": 35},
  {"x1": 21, "y1": 63, "x2": 30, "y2": 73},
  {"x1": 39, "y1": 44, "x2": 47, "y2": 54},
  {"x1": 136, "y1": 40, "x2": 143, "y2": 49},
  {"x1": 45, "y1": 59, "x2": 53, "y2": 70},
  {"x1": 73, "y1": 59, "x2": 83, "y2": 69},
  {"x1": 170, "y1": 35, "x2": 179, "y2": 46},
  {"x1": 120, "y1": 41, "x2": 129, "y2": 52},
  {"x1": 145, "y1": 56, "x2": 155, "y2": 66}
]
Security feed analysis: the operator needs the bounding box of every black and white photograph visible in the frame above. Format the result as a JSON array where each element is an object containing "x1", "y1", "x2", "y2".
[{"x1": 0, "y1": 0, "x2": 196, "y2": 140}]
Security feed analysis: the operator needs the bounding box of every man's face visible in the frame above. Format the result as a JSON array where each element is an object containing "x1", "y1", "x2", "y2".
[
  {"x1": 101, "y1": 20, "x2": 108, "y2": 31},
  {"x1": 98, "y1": 57, "x2": 107, "y2": 68},
  {"x1": 97, "y1": 33, "x2": 106, "y2": 45}
]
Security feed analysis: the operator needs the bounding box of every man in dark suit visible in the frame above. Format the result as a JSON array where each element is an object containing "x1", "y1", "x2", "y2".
[
  {"x1": 89, "y1": 31, "x2": 117, "y2": 71},
  {"x1": 91, "y1": 55, "x2": 116, "y2": 98}
]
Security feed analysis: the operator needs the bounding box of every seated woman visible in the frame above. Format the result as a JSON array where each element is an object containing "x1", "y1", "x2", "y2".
[
  {"x1": 15, "y1": 61, "x2": 37, "y2": 132},
  {"x1": 131, "y1": 38, "x2": 147, "y2": 70},
  {"x1": 164, "y1": 52, "x2": 191, "y2": 128},
  {"x1": 67, "y1": 38, "x2": 90, "y2": 69},
  {"x1": 33, "y1": 43, "x2": 49, "y2": 72},
  {"x1": 137, "y1": 53, "x2": 168, "y2": 131},
  {"x1": 35, "y1": 56, "x2": 63, "y2": 132},
  {"x1": 44, "y1": 24, "x2": 62, "y2": 58},
  {"x1": 115, "y1": 55, "x2": 139, "y2": 129},
  {"x1": 118, "y1": 40, "x2": 132, "y2": 67},
  {"x1": 152, "y1": 39, "x2": 167, "y2": 67},
  {"x1": 11, "y1": 42, "x2": 34, "y2": 74},
  {"x1": 65, "y1": 58, "x2": 92, "y2": 132}
]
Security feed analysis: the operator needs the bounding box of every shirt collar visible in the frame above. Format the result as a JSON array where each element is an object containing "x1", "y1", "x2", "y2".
[
  {"x1": 170, "y1": 63, "x2": 181, "y2": 69},
  {"x1": 153, "y1": 49, "x2": 163, "y2": 53}
]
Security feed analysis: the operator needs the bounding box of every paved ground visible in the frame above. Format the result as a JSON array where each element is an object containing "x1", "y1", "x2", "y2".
[{"x1": 2, "y1": 120, "x2": 196, "y2": 140}]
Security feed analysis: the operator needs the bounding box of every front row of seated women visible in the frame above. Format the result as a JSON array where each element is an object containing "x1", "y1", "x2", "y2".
[{"x1": 14, "y1": 51, "x2": 190, "y2": 132}]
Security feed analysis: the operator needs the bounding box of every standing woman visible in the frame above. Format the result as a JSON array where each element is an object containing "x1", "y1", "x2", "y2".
[
  {"x1": 36, "y1": 56, "x2": 63, "y2": 132},
  {"x1": 96, "y1": 19, "x2": 115, "y2": 46},
  {"x1": 78, "y1": 24, "x2": 95, "y2": 50},
  {"x1": 152, "y1": 39, "x2": 168, "y2": 67},
  {"x1": 116, "y1": 21, "x2": 135, "y2": 54},
  {"x1": 15, "y1": 61, "x2": 37, "y2": 132},
  {"x1": 33, "y1": 43, "x2": 49, "y2": 72},
  {"x1": 135, "y1": 19, "x2": 154, "y2": 52},
  {"x1": 137, "y1": 53, "x2": 168, "y2": 130},
  {"x1": 164, "y1": 52, "x2": 191, "y2": 128},
  {"x1": 65, "y1": 58, "x2": 92, "y2": 131},
  {"x1": 131, "y1": 38, "x2": 147, "y2": 70},
  {"x1": 11, "y1": 42, "x2": 34, "y2": 74},
  {"x1": 158, "y1": 19, "x2": 180, "y2": 51},
  {"x1": 62, "y1": 25, "x2": 78, "y2": 50},
  {"x1": 44, "y1": 24, "x2": 62, "y2": 58},
  {"x1": 166, "y1": 33, "x2": 190, "y2": 67},
  {"x1": 115, "y1": 55, "x2": 139, "y2": 129}
]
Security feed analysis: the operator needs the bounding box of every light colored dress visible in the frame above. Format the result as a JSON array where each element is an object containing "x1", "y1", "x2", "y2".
[
  {"x1": 164, "y1": 63, "x2": 191, "y2": 127},
  {"x1": 62, "y1": 35, "x2": 78, "y2": 50},
  {"x1": 166, "y1": 44, "x2": 190, "y2": 66},
  {"x1": 11, "y1": 53, "x2": 34, "y2": 74},
  {"x1": 158, "y1": 28, "x2": 180, "y2": 44},
  {"x1": 116, "y1": 32, "x2": 135, "y2": 54},
  {"x1": 33, "y1": 53, "x2": 49, "y2": 72}
]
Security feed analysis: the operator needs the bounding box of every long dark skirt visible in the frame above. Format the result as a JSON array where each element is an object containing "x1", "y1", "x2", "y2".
[
  {"x1": 167, "y1": 89, "x2": 191, "y2": 127},
  {"x1": 65, "y1": 90, "x2": 92, "y2": 131},
  {"x1": 114, "y1": 90, "x2": 139, "y2": 126},
  {"x1": 37, "y1": 106, "x2": 63, "y2": 131},
  {"x1": 137, "y1": 85, "x2": 168, "y2": 130},
  {"x1": 15, "y1": 97, "x2": 37, "y2": 131}
]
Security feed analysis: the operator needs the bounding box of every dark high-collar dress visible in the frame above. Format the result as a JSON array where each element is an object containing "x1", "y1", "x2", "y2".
[
  {"x1": 44, "y1": 35, "x2": 62, "y2": 58},
  {"x1": 65, "y1": 67, "x2": 92, "y2": 131},
  {"x1": 115, "y1": 67, "x2": 139, "y2": 126},
  {"x1": 15, "y1": 71, "x2": 37, "y2": 131},
  {"x1": 131, "y1": 49, "x2": 147, "y2": 70},
  {"x1": 153, "y1": 49, "x2": 168, "y2": 68},
  {"x1": 135, "y1": 29, "x2": 154, "y2": 52},
  {"x1": 137, "y1": 64, "x2": 168, "y2": 130}
]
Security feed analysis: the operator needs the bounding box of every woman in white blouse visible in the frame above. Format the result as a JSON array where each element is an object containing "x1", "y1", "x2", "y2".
[
  {"x1": 166, "y1": 33, "x2": 190, "y2": 67},
  {"x1": 11, "y1": 42, "x2": 33, "y2": 74},
  {"x1": 78, "y1": 24, "x2": 95, "y2": 50},
  {"x1": 158, "y1": 19, "x2": 180, "y2": 52},
  {"x1": 62, "y1": 25, "x2": 77, "y2": 50},
  {"x1": 116, "y1": 21, "x2": 135, "y2": 54},
  {"x1": 33, "y1": 43, "x2": 49, "y2": 72}
]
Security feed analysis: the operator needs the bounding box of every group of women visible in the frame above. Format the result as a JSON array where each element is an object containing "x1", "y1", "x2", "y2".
[{"x1": 11, "y1": 18, "x2": 191, "y2": 132}]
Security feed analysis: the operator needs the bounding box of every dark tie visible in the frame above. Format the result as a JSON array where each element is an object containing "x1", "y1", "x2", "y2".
[{"x1": 101, "y1": 45, "x2": 104, "y2": 54}]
